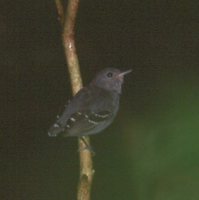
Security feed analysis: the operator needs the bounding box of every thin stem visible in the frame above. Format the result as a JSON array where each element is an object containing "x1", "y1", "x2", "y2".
[
  {"x1": 55, "y1": 0, "x2": 65, "y2": 25},
  {"x1": 54, "y1": 0, "x2": 94, "y2": 200}
]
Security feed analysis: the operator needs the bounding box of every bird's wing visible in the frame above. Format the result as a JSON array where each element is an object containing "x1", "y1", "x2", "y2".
[
  {"x1": 48, "y1": 87, "x2": 90, "y2": 137},
  {"x1": 62, "y1": 87, "x2": 114, "y2": 136},
  {"x1": 48, "y1": 87, "x2": 114, "y2": 137},
  {"x1": 62, "y1": 110, "x2": 112, "y2": 136}
]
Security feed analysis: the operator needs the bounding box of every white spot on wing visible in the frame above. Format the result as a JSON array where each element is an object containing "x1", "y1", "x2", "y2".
[
  {"x1": 84, "y1": 114, "x2": 89, "y2": 119},
  {"x1": 53, "y1": 123, "x2": 59, "y2": 128},
  {"x1": 92, "y1": 112, "x2": 109, "y2": 118},
  {"x1": 70, "y1": 117, "x2": 76, "y2": 122},
  {"x1": 66, "y1": 124, "x2": 70, "y2": 128},
  {"x1": 88, "y1": 119, "x2": 98, "y2": 125}
]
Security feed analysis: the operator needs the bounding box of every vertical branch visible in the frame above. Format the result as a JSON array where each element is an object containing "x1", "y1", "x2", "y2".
[
  {"x1": 62, "y1": 0, "x2": 82, "y2": 93},
  {"x1": 54, "y1": 0, "x2": 94, "y2": 200}
]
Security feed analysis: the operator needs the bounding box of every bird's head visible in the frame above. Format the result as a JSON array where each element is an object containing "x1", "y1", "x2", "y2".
[{"x1": 91, "y1": 68, "x2": 132, "y2": 94}]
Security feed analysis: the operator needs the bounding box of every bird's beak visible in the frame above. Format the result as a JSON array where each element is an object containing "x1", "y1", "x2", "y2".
[{"x1": 118, "y1": 69, "x2": 132, "y2": 77}]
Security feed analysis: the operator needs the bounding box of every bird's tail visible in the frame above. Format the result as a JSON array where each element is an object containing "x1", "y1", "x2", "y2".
[{"x1": 48, "y1": 123, "x2": 64, "y2": 137}]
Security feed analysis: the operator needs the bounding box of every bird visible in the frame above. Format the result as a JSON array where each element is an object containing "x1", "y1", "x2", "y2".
[{"x1": 48, "y1": 68, "x2": 131, "y2": 139}]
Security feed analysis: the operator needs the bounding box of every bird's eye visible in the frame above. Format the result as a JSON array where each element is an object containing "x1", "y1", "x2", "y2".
[{"x1": 107, "y1": 72, "x2": 113, "y2": 78}]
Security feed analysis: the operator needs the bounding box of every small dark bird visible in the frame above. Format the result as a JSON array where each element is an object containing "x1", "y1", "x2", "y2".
[{"x1": 48, "y1": 68, "x2": 131, "y2": 138}]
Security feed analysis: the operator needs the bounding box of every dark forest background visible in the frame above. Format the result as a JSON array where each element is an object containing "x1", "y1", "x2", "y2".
[{"x1": 1, "y1": 1, "x2": 199, "y2": 199}]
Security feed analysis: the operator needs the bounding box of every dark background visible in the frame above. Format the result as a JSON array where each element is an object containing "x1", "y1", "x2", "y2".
[{"x1": 1, "y1": 0, "x2": 199, "y2": 199}]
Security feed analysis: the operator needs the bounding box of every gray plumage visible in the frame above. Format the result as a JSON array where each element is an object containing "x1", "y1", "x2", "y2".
[{"x1": 48, "y1": 68, "x2": 131, "y2": 137}]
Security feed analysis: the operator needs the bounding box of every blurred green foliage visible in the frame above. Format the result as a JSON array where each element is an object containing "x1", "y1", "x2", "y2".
[{"x1": 124, "y1": 77, "x2": 199, "y2": 200}]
